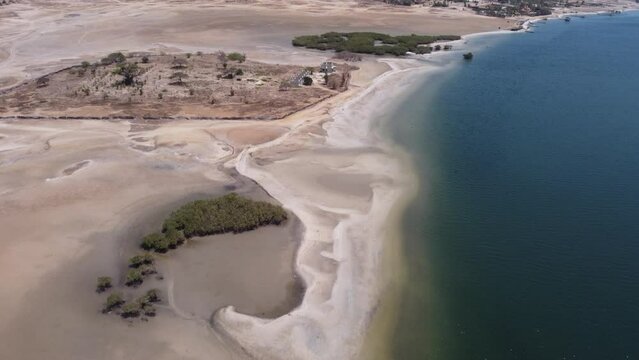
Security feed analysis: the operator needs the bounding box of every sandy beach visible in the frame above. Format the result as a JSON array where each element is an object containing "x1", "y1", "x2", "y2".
[{"x1": 2, "y1": 0, "x2": 634, "y2": 359}]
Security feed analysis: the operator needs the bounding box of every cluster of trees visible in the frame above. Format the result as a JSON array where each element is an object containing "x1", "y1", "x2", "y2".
[
  {"x1": 120, "y1": 289, "x2": 160, "y2": 318},
  {"x1": 97, "y1": 193, "x2": 285, "y2": 320},
  {"x1": 101, "y1": 52, "x2": 126, "y2": 65},
  {"x1": 124, "y1": 254, "x2": 157, "y2": 287},
  {"x1": 164, "y1": 193, "x2": 288, "y2": 237},
  {"x1": 141, "y1": 227, "x2": 185, "y2": 253},
  {"x1": 139, "y1": 193, "x2": 287, "y2": 252},
  {"x1": 292, "y1": 32, "x2": 461, "y2": 56},
  {"x1": 101, "y1": 289, "x2": 160, "y2": 318}
]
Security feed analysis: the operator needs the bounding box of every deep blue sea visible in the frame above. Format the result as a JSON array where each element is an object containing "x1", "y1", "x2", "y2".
[{"x1": 388, "y1": 12, "x2": 639, "y2": 360}]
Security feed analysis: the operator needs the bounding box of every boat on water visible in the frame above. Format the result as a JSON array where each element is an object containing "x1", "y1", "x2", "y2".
[{"x1": 564, "y1": 16, "x2": 571, "y2": 22}]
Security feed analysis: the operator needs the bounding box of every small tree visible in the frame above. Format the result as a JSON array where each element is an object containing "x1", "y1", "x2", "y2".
[
  {"x1": 142, "y1": 304, "x2": 156, "y2": 317},
  {"x1": 169, "y1": 72, "x2": 188, "y2": 85},
  {"x1": 129, "y1": 253, "x2": 154, "y2": 268},
  {"x1": 302, "y1": 76, "x2": 313, "y2": 86},
  {"x1": 141, "y1": 233, "x2": 164, "y2": 251},
  {"x1": 96, "y1": 276, "x2": 112, "y2": 293},
  {"x1": 171, "y1": 58, "x2": 188, "y2": 69},
  {"x1": 103, "y1": 292, "x2": 124, "y2": 313},
  {"x1": 141, "y1": 56, "x2": 149, "y2": 64},
  {"x1": 120, "y1": 302, "x2": 141, "y2": 318},
  {"x1": 226, "y1": 52, "x2": 246, "y2": 63},
  {"x1": 113, "y1": 62, "x2": 140, "y2": 86},
  {"x1": 145, "y1": 289, "x2": 161, "y2": 303},
  {"x1": 235, "y1": 68, "x2": 244, "y2": 76},
  {"x1": 81, "y1": 61, "x2": 91, "y2": 68},
  {"x1": 125, "y1": 269, "x2": 143, "y2": 286},
  {"x1": 139, "y1": 264, "x2": 156, "y2": 276},
  {"x1": 101, "y1": 52, "x2": 126, "y2": 65},
  {"x1": 165, "y1": 227, "x2": 185, "y2": 248}
]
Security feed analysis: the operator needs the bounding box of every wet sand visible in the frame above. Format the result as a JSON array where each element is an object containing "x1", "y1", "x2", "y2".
[{"x1": 162, "y1": 219, "x2": 304, "y2": 320}]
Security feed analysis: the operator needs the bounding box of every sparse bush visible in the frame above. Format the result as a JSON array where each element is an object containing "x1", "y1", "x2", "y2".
[
  {"x1": 169, "y1": 72, "x2": 188, "y2": 85},
  {"x1": 120, "y1": 302, "x2": 141, "y2": 318},
  {"x1": 196, "y1": 51, "x2": 203, "y2": 56},
  {"x1": 144, "y1": 289, "x2": 161, "y2": 303},
  {"x1": 128, "y1": 253, "x2": 154, "y2": 268},
  {"x1": 103, "y1": 292, "x2": 124, "y2": 313},
  {"x1": 235, "y1": 68, "x2": 244, "y2": 76},
  {"x1": 96, "y1": 276, "x2": 112, "y2": 293},
  {"x1": 141, "y1": 56, "x2": 149, "y2": 64},
  {"x1": 81, "y1": 61, "x2": 91, "y2": 68},
  {"x1": 125, "y1": 269, "x2": 144, "y2": 286},
  {"x1": 171, "y1": 58, "x2": 188, "y2": 69},
  {"x1": 136, "y1": 289, "x2": 161, "y2": 309},
  {"x1": 302, "y1": 76, "x2": 313, "y2": 86},
  {"x1": 139, "y1": 264, "x2": 156, "y2": 276},
  {"x1": 226, "y1": 52, "x2": 246, "y2": 63}
]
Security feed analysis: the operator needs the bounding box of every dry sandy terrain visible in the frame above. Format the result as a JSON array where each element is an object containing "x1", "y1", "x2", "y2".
[
  {"x1": 0, "y1": 1, "x2": 515, "y2": 360},
  {"x1": 0, "y1": 53, "x2": 337, "y2": 119}
]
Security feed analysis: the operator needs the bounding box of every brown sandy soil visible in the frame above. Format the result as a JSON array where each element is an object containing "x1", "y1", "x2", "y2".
[
  {"x1": 0, "y1": 118, "x2": 304, "y2": 360},
  {"x1": 0, "y1": 53, "x2": 337, "y2": 119}
]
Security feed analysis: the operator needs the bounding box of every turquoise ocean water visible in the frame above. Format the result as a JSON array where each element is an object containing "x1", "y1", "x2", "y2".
[{"x1": 388, "y1": 12, "x2": 639, "y2": 360}]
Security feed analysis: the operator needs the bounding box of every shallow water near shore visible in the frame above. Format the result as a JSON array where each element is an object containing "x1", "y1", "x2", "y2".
[{"x1": 387, "y1": 12, "x2": 639, "y2": 359}]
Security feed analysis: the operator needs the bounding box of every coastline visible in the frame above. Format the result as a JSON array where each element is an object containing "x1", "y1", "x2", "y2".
[
  {"x1": 211, "y1": 8, "x2": 639, "y2": 357},
  {"x1": 1, "y1": 2, "x2": 637, "y2": 359},
  {"x1": 212, "y1": 56, "x2": 466, "y2": 359}
]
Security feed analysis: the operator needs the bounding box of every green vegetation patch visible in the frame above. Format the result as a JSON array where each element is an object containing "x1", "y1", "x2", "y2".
[
  {"x1": 128, "y1": 253, "x2": 154, "y2": 268},
  {"x1": 96, "y1": 276, "x2": 112, "y2": 293},
  {"x1": 103, "y1": 292, "x2": 124, "y2": 313},
  {"x1": 226, "y1": 52, "x2": 246, "y2": 63},
  {"x1": 139, "y1": 193, "x2": 287, "y2": 252},
  {"x1": 163, "y1": 193, "x2": 288, "y2": 238},
  {"x1": 292, "y1": 32, "x2": 461, "y2": 56}
]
